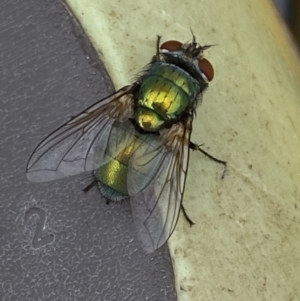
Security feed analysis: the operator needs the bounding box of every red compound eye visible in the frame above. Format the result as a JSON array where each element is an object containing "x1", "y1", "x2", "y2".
[
  {"x1": 199, "y1": 58, "x2": 214, "y2": 82},
  {"x1": 160, "y1": 40, "x2": 183, "y2": 52}
]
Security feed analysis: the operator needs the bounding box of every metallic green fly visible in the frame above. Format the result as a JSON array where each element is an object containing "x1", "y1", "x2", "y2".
[{"x1": 26, "y1": 34, "x2": 226, "y2": 252}]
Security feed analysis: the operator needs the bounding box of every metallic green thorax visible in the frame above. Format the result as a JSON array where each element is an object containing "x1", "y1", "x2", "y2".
[{"x1": 135, "y1": 62, "x2": 201, "y2": 131}]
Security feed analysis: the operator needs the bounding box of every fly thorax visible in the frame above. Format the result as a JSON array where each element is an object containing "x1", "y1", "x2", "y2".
[
  {"x1": 135, "y1": 106, "x2": 165, "y2": 131},
  {"x1": 136, "y1": 62, "x2": 200, "y2": 131}
]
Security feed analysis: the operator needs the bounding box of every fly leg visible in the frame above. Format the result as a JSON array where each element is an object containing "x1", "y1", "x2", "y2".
[
  {"x1": 83, "y1": 178, "x2": 112, "y2": 205},
  {"x1": 156, "y1": 35, "x2": 162, "y2": 55},
  {"x1": 83, "y1": 178, "x2": 98, "y2": 193},
  {"x1": 181, "y1": 204, "x2": 195, "y2": 226},
  {"x1": 189, "y1": 141, "x2": 227, "y2": 178},
  {"x1": 151, "y1": 35, "x2": 162, "y2": 62}
]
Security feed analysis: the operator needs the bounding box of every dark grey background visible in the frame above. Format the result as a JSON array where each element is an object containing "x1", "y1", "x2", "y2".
[{"x1": 0, "y1": 1, "x2": 176, "y2": 300}]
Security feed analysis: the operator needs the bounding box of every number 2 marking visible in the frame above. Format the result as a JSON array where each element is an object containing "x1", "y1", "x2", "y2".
[{"x1": 24, "y1": 207, "x2": 54, "y2": 248}]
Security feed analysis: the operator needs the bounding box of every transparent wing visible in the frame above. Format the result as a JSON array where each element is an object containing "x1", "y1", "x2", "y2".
[
  {"x1": 26, "y1": 85, "x2": 135, "y2": 182},
  {"x1": 127, "y1": 117, "x2": 193, "y2": 252}
]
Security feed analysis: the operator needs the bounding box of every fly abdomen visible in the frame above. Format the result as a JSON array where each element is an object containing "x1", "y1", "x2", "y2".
[
  {"x1": 94, "y1": 135, "x2": 138, "y2": 202},
  {"x1": 94, "y1": 159, "x2": 129, "y2": 201}
]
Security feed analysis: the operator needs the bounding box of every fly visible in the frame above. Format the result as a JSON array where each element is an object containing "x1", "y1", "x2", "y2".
[{"x1": 26, "y1": 34, "x2": 227, "y2": 252}]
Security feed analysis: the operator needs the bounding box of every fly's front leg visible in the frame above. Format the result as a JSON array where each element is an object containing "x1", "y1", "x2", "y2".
[
  {"x1": 156, "y1": 35, "x2": 162, "y2": 55},
  {"x1": 189, "y1": 141, "x2": 227, "y2": 178},
  {"x1": 151, "y1": 35, "x2": 162, "y2": 62}
]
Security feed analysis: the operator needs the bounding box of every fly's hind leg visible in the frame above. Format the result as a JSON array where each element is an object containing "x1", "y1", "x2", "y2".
[
  {"x1": 83, "y1": 178, "x2": 98, "y2": 193},
  {"x1": 181, "y1": 204, "x2": 195, "y2": 226},
  {"x1": 189, "y1": 141, "x2": 227, "y2": 178},
  {"x1": 83, "y1": 177, "x2": 112, "y2": 205}
]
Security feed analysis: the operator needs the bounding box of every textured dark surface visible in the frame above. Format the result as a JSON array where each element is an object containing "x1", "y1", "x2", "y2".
[{"x1": 0, "y1": 1, "x2": 176, "y2": 300}]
